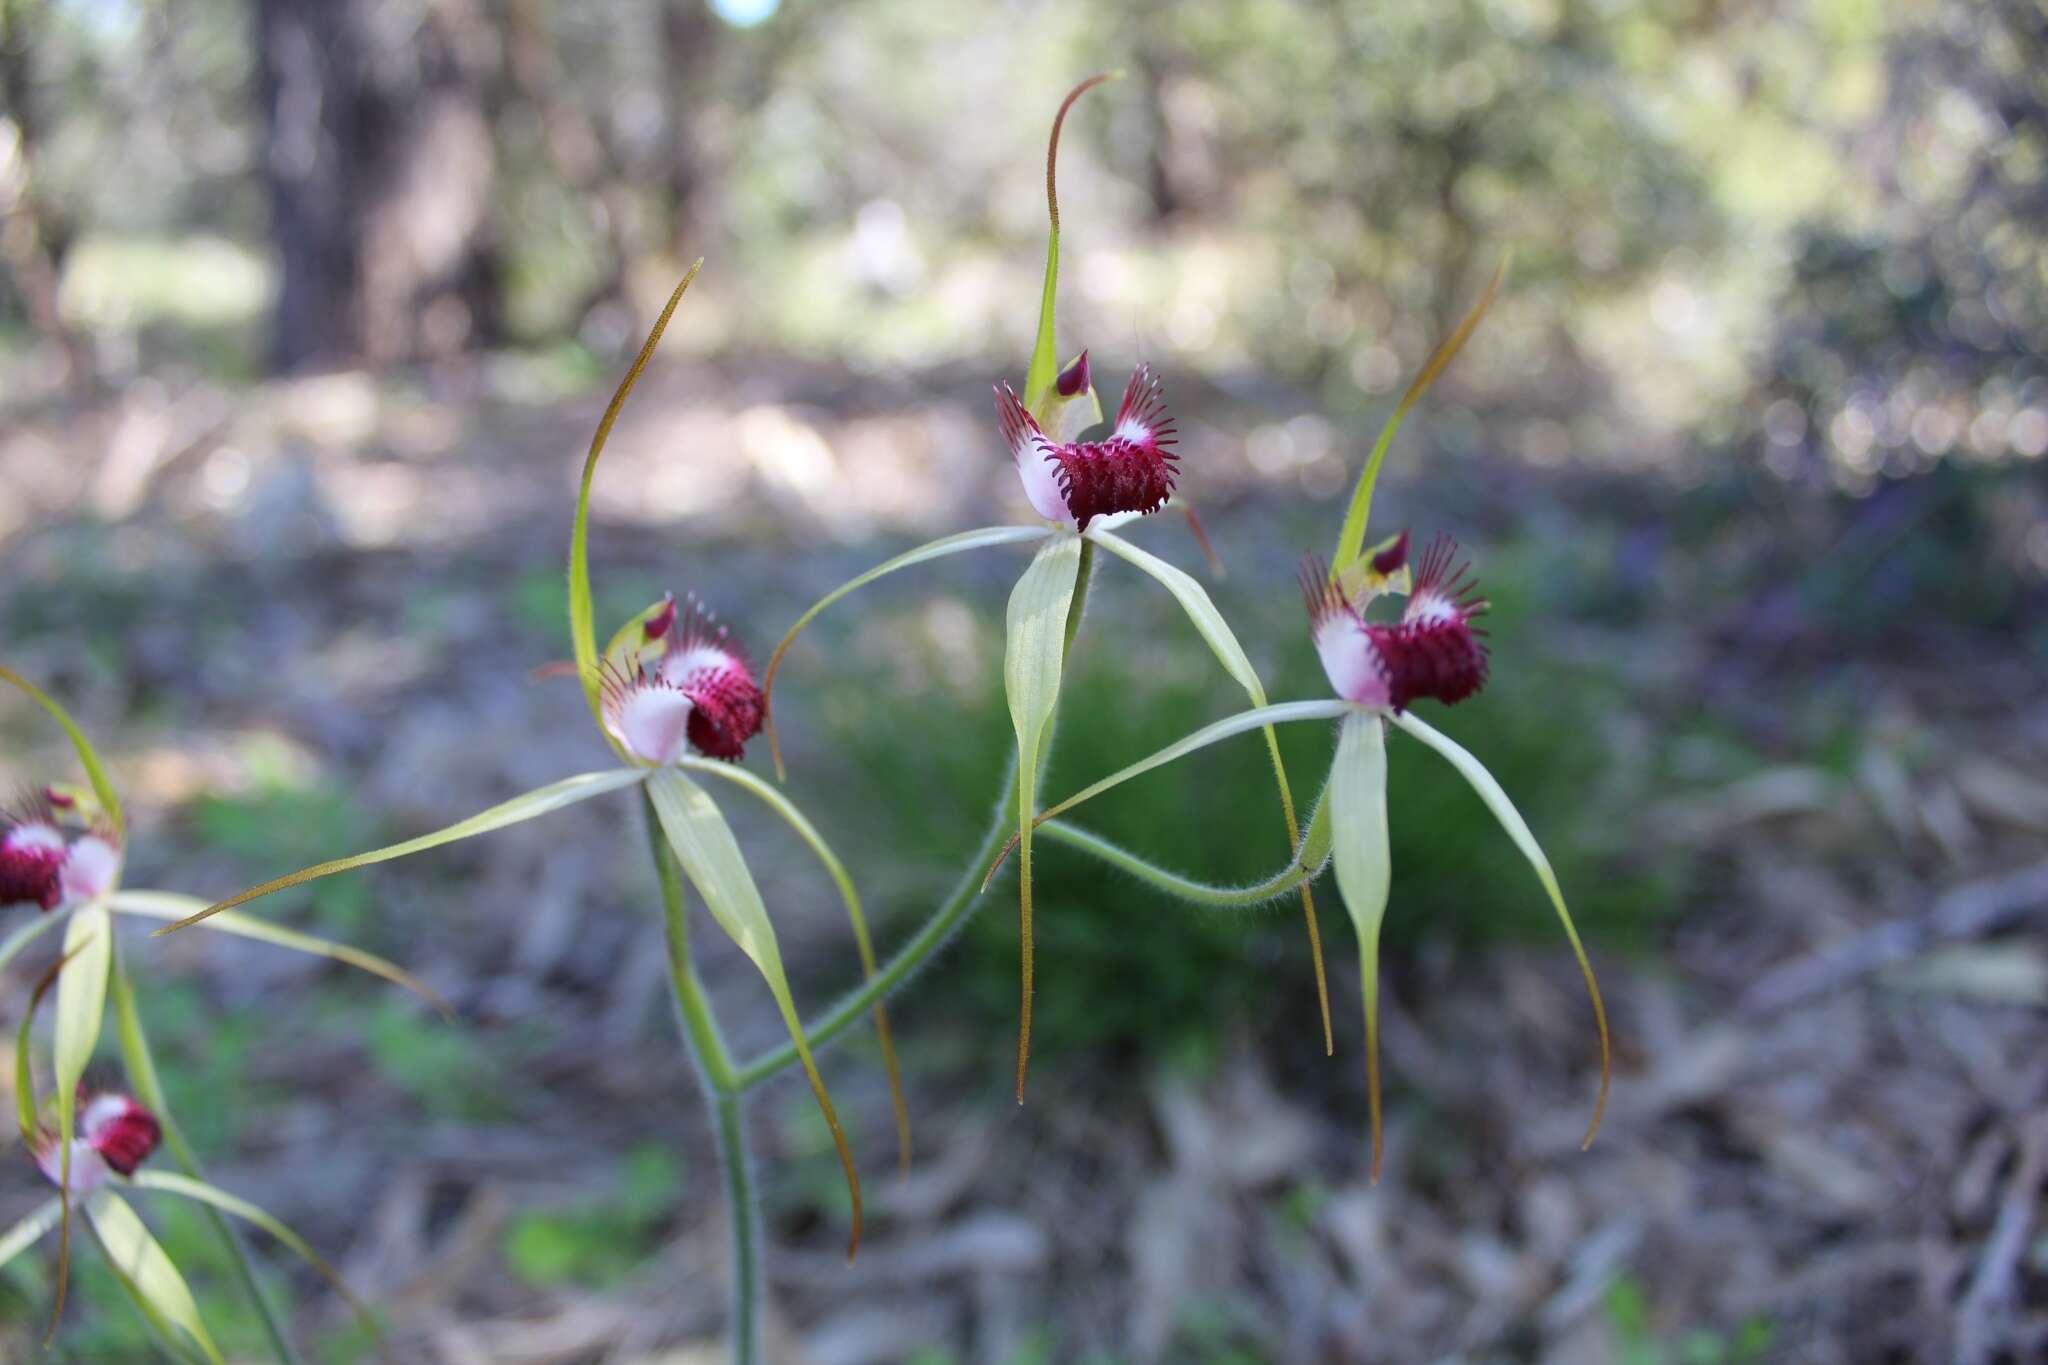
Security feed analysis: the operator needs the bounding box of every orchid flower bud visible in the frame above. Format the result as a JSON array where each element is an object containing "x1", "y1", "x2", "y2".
[{"x1": 34, "y1": 1090, "x2": 161, "y2": 1193}]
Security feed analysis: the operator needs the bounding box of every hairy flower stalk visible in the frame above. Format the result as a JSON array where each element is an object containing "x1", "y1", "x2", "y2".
[{"x1": 761, "y1": 74, "x2": 1334, "y2": 1103}]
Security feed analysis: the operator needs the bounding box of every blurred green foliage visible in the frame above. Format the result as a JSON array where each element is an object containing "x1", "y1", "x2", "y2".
[
  {"x1": 1607, "y1": 1274, "x2": 1777, "y2": 1365},
  {"x1": 502, "y1": 1144, "x2": 680, "y2": 1287}
]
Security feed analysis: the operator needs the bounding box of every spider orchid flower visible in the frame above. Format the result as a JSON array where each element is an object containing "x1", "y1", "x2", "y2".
[
  {"x1": 1002, "y1": 268, "x2": 1609, "y2": 1180},
  {"x1": 3, "y1": 1064, "x2": 374, "y2": 1358},
  {"x1": 162, "y1": 281, "x2": 906, "y2": 1258},
  {"x1": 758, "y1": 75, "x2": 1334, "y2": 1101},
  {"x1": 599, "y1": 593, "x2": 766, "y2": 764}
]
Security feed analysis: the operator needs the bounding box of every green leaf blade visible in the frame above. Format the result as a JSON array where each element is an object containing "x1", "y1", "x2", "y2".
[{"x1": 55, "y1": 904, "x2": 113, "y2": 1151}]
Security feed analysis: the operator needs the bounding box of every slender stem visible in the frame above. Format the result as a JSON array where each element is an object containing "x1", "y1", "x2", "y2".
[
  {"x1": 644, "y1": 790, "x2": 760, "y2": 1359},
  {"x1": 109, "y1": 954, "x2": 302, "y2": 1365},
  {"x1": 1036, "y1": 819, "x2": 1321, "y2": 907}
]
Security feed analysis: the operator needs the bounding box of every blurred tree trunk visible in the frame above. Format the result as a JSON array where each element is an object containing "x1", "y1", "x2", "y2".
[
  {"x1": 659, "y1": 0, "x2": 718, "y2": 256},
  {"x1": 254, "y1": 0, "x2": 501, "y2": 370},
  {"x1": 0, "y1": 0, "x2": 91, "y2": 388}
]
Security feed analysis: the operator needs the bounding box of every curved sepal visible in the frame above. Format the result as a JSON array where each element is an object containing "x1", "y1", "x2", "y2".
[
  {"x1": 570, "y1": 262, "x2": 704, "y2": 742},
  {"x1": 55, "y1": 904, "x2": 113, "y2": 1167},
  {"x1": 156, "y1": 768, "x2": 652, "y2": 935},
  {"x1": 644, "y1": 769, "x2": 863, "y2": 1259},
  {"x1": 677, "y1": 757, "x2": 911, "y2": 1172},
  {"x1": 1329, "y1": 711, "x2": 1392, "y2": 1181},
  {"x1": 0, "y1": 1198, "x2": 61, "y2": 1271},
  {"x1": 1330, "y1": 257, "x2": 1507, "y2": 576},
  {"x1": 1003, "y1": 534, "x2": 1083, "y2": 1102},
  {"x1": 0, "y1": 666, "x2": 124, "y2": 842},
  {"x1": 1023, "y1": 74, "x2": 1118, "y2": 419},
  {"x1": 87, "y1": 1190, "x2": 223, "y2": 1365},
  {"x1": 129, "y1": 1171, "x2": 380, "y2": 1344},
  {"x1": 761, "y1": 525, "x2": 1054, "y2": 779},
  {"x1": 1390, "y1": 711, "x2": 1610, "y2": 1148}
]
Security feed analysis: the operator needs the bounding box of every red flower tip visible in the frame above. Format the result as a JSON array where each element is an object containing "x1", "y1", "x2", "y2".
[
  {"x1": 43, "y1": 787, "x2": 75, "y2": 810},
  {"x1": 1370, "y1": 530, "x2": 1411, "y2": 577},
  {"x1": 1055, "y1": 350, "x2": 1092, "y2": 397},
  {"x1": 643, "y1": 592, "x2": 679, "y2": 642}
]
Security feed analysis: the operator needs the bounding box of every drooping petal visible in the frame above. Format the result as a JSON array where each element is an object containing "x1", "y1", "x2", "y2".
[
  {"x1": 1329, "y1": 711, "x2": 1393, "y2": 1181},
  {"x1": 108, "y1": 891, "x2": 451, "y2": 1015},
  {"x1": 761, "y1": 525, "x2": 1056, "y2": 778},
  {"x1": 1090, "y1": 526, "x2": 1333, "y2": 1051},
  {"x1": 155, "y1": 768, "x2": 653, "y2": 935},
  {"x1": 1390, "y1": 711, "x2": 1610, "y2": 1149},
  {"x1": 645, "y1": 769, "x2": 864, "y2": 1259},
  {"x1": 87, "y1": 1190, "x2": 224, "y2": 1364},
  {"x1": 678, "y1": 756, "x2": 911, "y2": 1172},
  {"x1": 997, "y1": 381, "x2": 1073, "y2": 524}
]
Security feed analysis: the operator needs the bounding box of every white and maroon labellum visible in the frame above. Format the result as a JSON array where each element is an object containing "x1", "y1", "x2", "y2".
[
  {"x1": 996, "y1": 364, "x2": 1179, "y2": 530},
  {"x1": 1300, "y1": 534, "x2": 1490, "y2": 711},
  {"x1": 601, "y1": 594, "x2": 765, "y2": 764},
  {"x1": 34, "y1": 1090, "x2": 162, "y2": 1193},
  {"x1": 2, "y1": 795, "x2": 119, "y2": 911}
]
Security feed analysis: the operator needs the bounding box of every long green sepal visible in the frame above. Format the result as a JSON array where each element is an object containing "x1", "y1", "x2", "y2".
[
  {"x1": 109, "y1": 891, "x2": 450, "y2": 1019},
  {"x1": 644, "y1": 768, "x2": 864, "y2": 1260},
  {"x1": 675, "y1": 757, "x2": 911, "y2": 1172},
  {"x1": 1023, "y1": 74, "x2": 1117, "y2": 417},
  {"x1": 1329, "y1": 711, "x2": 1391, "y2": 1181},
  {"x1": 87, "y1": 1191, "x2": 223, "y2": 1364},
  {"x1": 129, "y1": 1171, "x2": 378, "y2": 1341},
  {"x1": 761, "y1": 525, "x2": 1054, "y2": 779},
  {"x1": 1391, "y1": 710, "x2": 1610, "y2": 1148},
  {"x1": 1330, "y1": 257, "x2": 1508, "y2": 575},
  {"x1": 1088, "y1": 526, "x2": 1334, "y2": 1052},
  {"x1": 1003, "y1": 534, "x2": 1084, "y2": 1102},
  {"x1": 570, "y1": 261, "x2": 704, "y2": 738},
  {"x1": 0, "y1": 666, "x2": 124, "y2": 840},
  {"x1": 157, "y1": 768, "x2": 651, "y2": 935}
]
